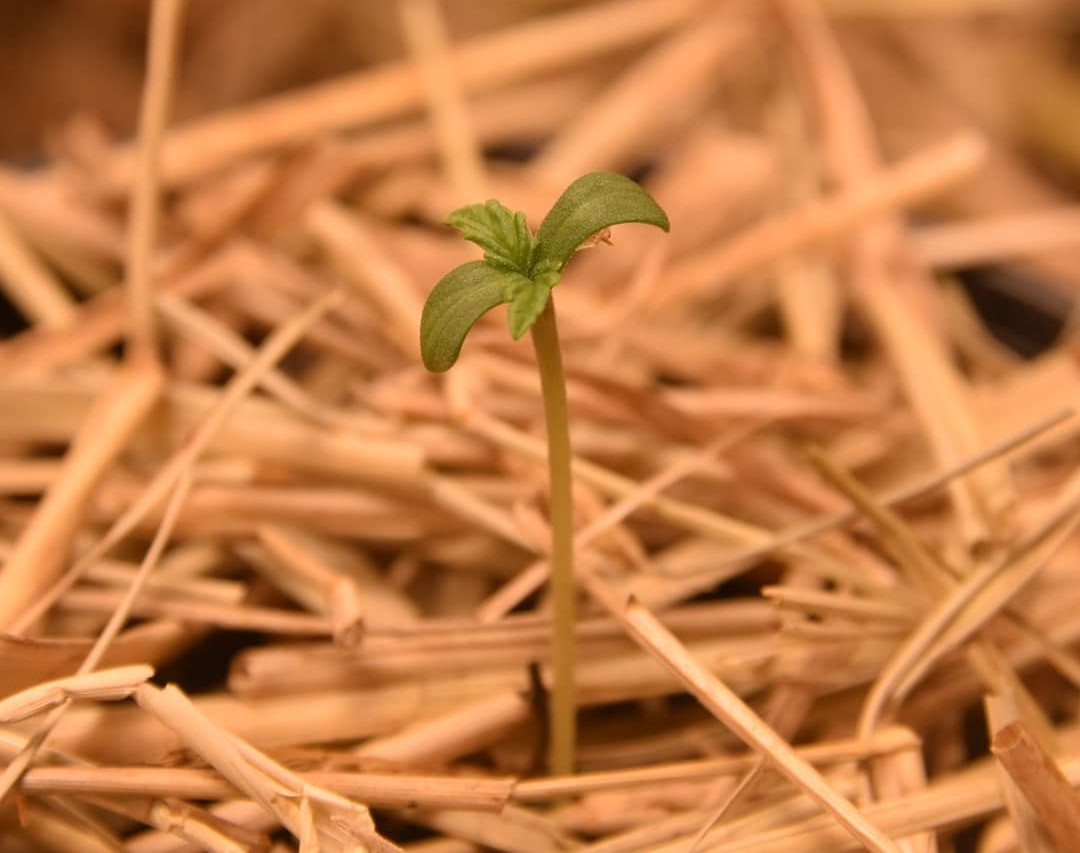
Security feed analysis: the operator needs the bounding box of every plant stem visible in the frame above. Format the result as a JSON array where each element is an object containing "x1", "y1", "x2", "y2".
[{"x1": 530, "y1": 296, "x2": 576, "y2": 776}]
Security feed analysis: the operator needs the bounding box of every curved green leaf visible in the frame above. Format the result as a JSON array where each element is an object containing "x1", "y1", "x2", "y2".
[
  {"x1": 420, "y1": 260, "x2": 523, "y2": 372},
  {"x1": 534, "y1": 172, "x2": 670, "y2": 273}
]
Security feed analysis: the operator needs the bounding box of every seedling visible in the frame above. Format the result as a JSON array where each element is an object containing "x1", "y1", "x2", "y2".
[{"x1": 420, "y1": 171, "x2": 669, "y2": 774}]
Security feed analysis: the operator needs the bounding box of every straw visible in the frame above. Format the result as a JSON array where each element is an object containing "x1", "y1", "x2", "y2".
[
  {"x1": 125, "y1": 0, "x2": 186, "y2": 358},
  {"x1": 5, "y1": 3, "x2": 1080, "y2": 850}
]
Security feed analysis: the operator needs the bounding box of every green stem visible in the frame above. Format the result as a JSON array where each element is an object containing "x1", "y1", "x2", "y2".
[{"x1": 530, "y1": 296, "x2": 576, "y2": 777}]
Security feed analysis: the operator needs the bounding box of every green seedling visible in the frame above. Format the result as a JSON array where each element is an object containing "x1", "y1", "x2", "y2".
[{"x1": 420, "y1": 171, "x2": 669, "y2": 775}]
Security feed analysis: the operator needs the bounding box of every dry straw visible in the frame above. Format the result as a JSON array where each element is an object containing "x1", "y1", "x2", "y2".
[{"x1": 2, "y1": 0, "x2": 1080, "y2": 850}]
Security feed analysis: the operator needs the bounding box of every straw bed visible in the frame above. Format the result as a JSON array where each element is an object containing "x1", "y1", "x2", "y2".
[{"x1": 1, "y1": 1, "x2": 1079, "y2": 850}]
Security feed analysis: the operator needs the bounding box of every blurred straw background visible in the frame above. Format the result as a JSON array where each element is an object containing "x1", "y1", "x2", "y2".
[{"x1": 1, "y1": 0, "x2": 1080, "y2": 850}]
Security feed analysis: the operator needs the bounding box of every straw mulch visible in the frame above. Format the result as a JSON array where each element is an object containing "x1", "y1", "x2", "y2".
[{"x1": 1, "y1": 0, "x2": 1080, "y2": 850}]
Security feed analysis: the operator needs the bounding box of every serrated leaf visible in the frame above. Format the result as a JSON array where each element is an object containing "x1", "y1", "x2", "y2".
[
  {"x1": 420, "y1": 261, "x2": 525, "y2": 372},
  {"x1": 445, "y1": 200, "x2": 538, "y2": 275},
  {"x1": 535, "y1": 172, "x2": 670, "y2": 272},
  {"x1": 507, "y1": 279, "x2": 555, "y2": 340}
]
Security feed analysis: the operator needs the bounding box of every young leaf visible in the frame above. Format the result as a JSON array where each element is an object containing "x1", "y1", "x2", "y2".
[
  {"x1": 420, "y1": 260, "x2": 525, "y2": 372},
  {"x1": 507, "y1": 280, "x2": 555, "y2": 340},
  {"x1": 445, "y1": 199, "x2": 538, "y2": 275},
  {"x1": 535, "y1": 171, "x2": 669, "y2": 272}
]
